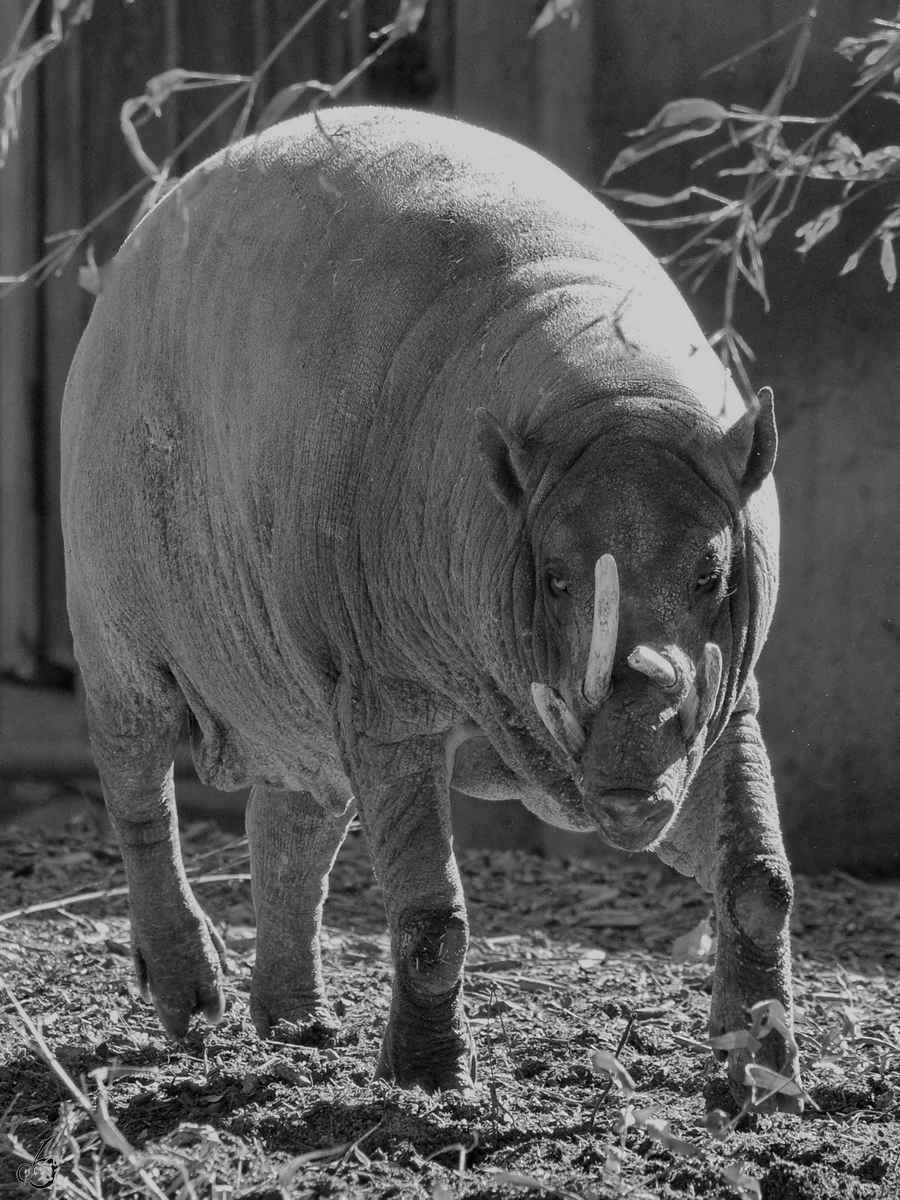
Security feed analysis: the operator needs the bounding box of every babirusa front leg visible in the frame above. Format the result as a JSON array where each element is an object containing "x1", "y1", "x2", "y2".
[
  {"x1": 246, "y1": 784, "x2": 356, "y2": 1041},
  {"x1": 658, "y1": 701, "x2": 798, "y2": 1112},
  {"x1": 708, "y1": 711, "x2": 798, "y2": 1111},
  {"x1": 350, "y1": 735, "x2": 475, "y2": 1093}
]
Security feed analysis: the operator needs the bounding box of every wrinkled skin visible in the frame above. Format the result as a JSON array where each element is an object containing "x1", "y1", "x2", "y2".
[{"x1": 61, "y1": 107, "x2": 797, "y2": 1109}]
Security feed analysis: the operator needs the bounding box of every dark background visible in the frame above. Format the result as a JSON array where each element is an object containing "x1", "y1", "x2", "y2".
[{"x1": 1, "y1": 0, "x2": 898, "y2": 875}]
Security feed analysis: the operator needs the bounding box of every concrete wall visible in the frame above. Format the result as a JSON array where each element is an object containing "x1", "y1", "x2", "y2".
[
  {"x1": 756, "y1": 274, "x2": 900, "y2": 874},
  {"x1": 433, "y1": 0, "x2": 900, "y2": 874}
]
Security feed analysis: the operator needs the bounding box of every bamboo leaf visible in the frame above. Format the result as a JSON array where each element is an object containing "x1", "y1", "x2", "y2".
[
  {"x1": 277, "y1": 1143, "x2": 353, "y2": 1186},
  {"x1": 256, "y1": 81, "x2": 328, "y2": 134},
  {"x1": 857, "y1": 35, "x2": 900, "y2": 86},
  {"x1": 483, "y1": 1169, "x2": 547, "y2": 1189},
  {"x1": 629, "y1": 97, "x2": 730, "y2": 137},
  {"x1": 529, "y1": 0, "x2": 581, "y2": 37},
  {"x1": 880, "y1": 234, "x2": 897, "y2": 290},
  {"x1": 391, "y1": 0, "x2": 429, "y2": 38},
  {"x1": 671, "y1": 916, "x2": 715, "y2": 964},
  {"x1": 743, "y1": 1063, "x2": 806, "y2": 1096},
  {"x1": 120, "y1": 70, "x2": 250, "y2": 179},
  {"x1": 723, "y1": 1161, "x2": 762, "y2": 1200},
  {"x1": 634, "y1": 1112, "x2": 707, "y2": 1160},
  {"x1": 601, "y1": 186, "x2": 699, "y2": 207},
  {"x1": 747, "y1": 1000, "x2": 800, "y2": 1065},
  {"x1": 626, "y1": 210, "x2": 738, "y2": 230},
  {"x1": 144, "y1": 67, "x2": 192, "y2": 112},
  {"x1": 795, "y1": 204, "x2": 842, "y2": 254},
  {"x1": 603, "y1": 100, "x2": 728, "y2": 182},
  {"x1": 590, "y1": 1050, "x2": 636, "y2": 1096},
  {"x1": 706, "y1": 1030, "x2": 761, "y2": 1052},
  {"x1": 77, "y1": 244, "x2": 120, "y2": 296}
]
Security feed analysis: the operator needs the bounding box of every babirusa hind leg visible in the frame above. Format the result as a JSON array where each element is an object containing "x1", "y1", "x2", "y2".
[{"x1": 246, "y1": 784, "x2": 355, "y2": 1041}]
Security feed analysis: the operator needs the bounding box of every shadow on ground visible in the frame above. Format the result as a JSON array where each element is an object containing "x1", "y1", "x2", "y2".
[{"x1": 0, "y1": 791, "x2": 898, "y2": 1198}]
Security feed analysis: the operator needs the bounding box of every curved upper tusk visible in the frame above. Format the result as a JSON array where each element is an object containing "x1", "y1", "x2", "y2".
[
  {"x1": 627, "y1": 645, "x2": 678, "y2": 689},
  {"x1": 679, "y1": 642, "x2": 723, "y2": 741},
  {"x1": 583, "y1": 554, "x2": 619, "y2": 707},
  {"x1": 531, "y1": 682, "x2": 586, "y2": 755}
]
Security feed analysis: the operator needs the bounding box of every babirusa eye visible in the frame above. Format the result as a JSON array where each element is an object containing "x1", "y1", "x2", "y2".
[
  {"x1": 695, "y1": 562, "x2": 721, "y2": 591},
  {"x1": 548, "y1": 575, "x2": 568, "y2": 597}
]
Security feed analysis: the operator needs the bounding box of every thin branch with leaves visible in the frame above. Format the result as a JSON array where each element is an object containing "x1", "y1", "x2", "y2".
[
  {"x1": 0, "y1": 0, "x2": 429, "y2": 297},
  {"x1": 599, "y1": 3, "x2": 900, "y2": 391}
]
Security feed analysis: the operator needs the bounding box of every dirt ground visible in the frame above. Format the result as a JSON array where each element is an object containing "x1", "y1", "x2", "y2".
[{"x1": 0, "y1": 794, "x2": 898, "y2": 1199}]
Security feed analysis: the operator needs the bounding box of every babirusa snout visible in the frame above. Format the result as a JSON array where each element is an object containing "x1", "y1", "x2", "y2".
[
  {"x1": 583, "y1": 554, "x2": 619, "y2": 706},
  {"x1": 530, "y1": 683, "x2": 586, "y2": 755},
  {"x1": 678, "y1": 642, "x2": 723, "y2": 742},
  {"x1": 627, "y1": 645, "x2": 678, "y2": 688}
]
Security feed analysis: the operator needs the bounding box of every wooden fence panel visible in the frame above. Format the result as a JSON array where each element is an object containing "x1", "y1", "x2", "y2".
[
  {"x1": 0, "y1": 0, "x2": 41, "y2": 679},
  {"x1": 434, "y1": 2, "x2": 598, "y2": 183},
  {"x1": 40, "y1": 17, "x2": 88, "y2": 670},
  {"x1": 453, "y1": 0, "x2": 534, "y2": 144},
  {"x1": 4, "y1": 0, "x2": 360, "y2": 679},
  {"x1": 177, "y1": 0, "x2": 265, "y2": 163},
  {"x1": 529, "y1": 5, "x2": 599, "y2": 183}
]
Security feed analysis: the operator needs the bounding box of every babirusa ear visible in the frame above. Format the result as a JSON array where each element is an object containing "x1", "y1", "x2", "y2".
[
  {"x1": 724, "y1": 386, "x2": 777, "y2": 498},
  {"x1": 475, "y1": 407, "x2": 529, "y2": 507}
]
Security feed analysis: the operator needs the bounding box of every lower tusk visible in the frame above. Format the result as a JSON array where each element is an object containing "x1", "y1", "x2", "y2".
[
  {"x1": 531, "y1": 683, "x2": 586, "y2": 755},
  {"x1": 679, "y1": 685, "x2": 699, "y2": 740},
  {"x1": 695, "y1": 642, "x2": 723, "y2": 731},
  {"x1": 627, "y1": 645, "x2": 678, "y2": 688},
  {"x1": 679, "y1": 643, "x2": 723, "y2": 741}
]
